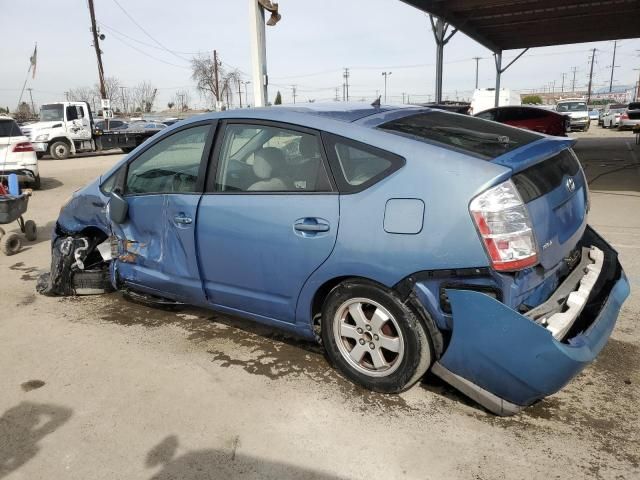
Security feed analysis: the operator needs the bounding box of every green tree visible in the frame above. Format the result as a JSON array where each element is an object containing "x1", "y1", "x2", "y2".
[
  {"x1": 274, "y1": 91, "x2": 282, "y2": 105},
  {"x1": 522, "y1": 95, "x2": 543, "y2": 104}
]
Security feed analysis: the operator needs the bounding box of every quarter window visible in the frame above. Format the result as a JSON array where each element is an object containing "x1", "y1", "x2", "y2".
[
  {"x1": 125, "y1": 125, "x2": 209, "y2": 194},
  {"x1": 323, "y1": 133, "x2": 404, "y2": 193},
  {"x1": 215, "y1": 124, "x2": 332, "y2": 193}
]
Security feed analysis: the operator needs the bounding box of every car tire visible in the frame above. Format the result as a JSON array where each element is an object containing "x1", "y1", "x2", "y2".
[
  {"x1": 49, "y1": 141, "x2": 70, "y2": 160},
  {"x1": 24, "y1": 220, "x2": 37, "y2": 241},
  {"x1": 72, "y1": 269, "x2": 114, "y2": 295},
  {"x1": 321, "y1": 279, "x2": 433, "y2": 393},
  {"x1": 33, "y1": 175, "x2": 41, "y2": 190},
  {"x1": 36, "y1": 152, "x2": 44, "y2": 160},
  {"x1": 0, "y1": 232, "x2": 22, "y2": 256}
]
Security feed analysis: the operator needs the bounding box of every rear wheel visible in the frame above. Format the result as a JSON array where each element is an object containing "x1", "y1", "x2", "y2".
[
  {"x1": 50, "y1": 141, "x2": 70, "y2": 160},
  {"x1": 1, "y1": 233, "x2": 22, "y2": 256},
  {"x1": 33, "y1": 175, "x2": 41, "y2": 190},
  {"x1": 322, "y1": 280, "x2": 432, "y2": 393},
  {"x1": 24, "y1": 220, "x2": 37, "y2": 241}
]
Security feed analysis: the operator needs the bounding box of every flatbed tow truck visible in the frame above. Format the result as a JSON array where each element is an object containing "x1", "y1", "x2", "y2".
[{"x1": 20, "y1": 101, "x2": 159, "y2": 159}]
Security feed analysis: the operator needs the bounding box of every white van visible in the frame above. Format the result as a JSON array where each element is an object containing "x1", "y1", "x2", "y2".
[{"x1": 470, "y1": 88, "x2": 521, "y2": 115}]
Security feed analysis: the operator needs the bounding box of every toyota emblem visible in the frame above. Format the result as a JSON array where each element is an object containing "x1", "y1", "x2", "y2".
[{"x1": 566, "y1": 177, "x2": 576, "y2": 193}]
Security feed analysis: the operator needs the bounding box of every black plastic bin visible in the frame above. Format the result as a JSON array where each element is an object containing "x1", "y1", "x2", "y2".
[{"x1": 0, "y1": 194, "x2": 29, "y2": 224}]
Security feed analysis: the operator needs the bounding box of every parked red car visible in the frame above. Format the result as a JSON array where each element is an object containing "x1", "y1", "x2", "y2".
[{"x1": 474, "y1": 106, "x2": 569, "y2": 136}]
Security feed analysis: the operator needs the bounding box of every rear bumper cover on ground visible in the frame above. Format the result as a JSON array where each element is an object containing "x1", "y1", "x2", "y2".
[{"x1": 429, "y1": 228, "x2": 629, "y2": 415}]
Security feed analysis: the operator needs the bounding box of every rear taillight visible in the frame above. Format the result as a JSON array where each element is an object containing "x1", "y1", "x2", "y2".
[
  {"x1": 620, "y1": 112, "x2": 629, "y2": 120},
  {"x1": 470, "y1": 180, "x2": 538, "y2": 272},
  {"x1": 13, "y1": 142, "x2": 34, "y2": 152}
]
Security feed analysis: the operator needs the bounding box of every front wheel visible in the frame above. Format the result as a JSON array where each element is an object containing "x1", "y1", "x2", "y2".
[
  {"x1": 322, "y1": 280, "x2": 433, "y2": 393},
  {"x1": 49, "y1": 141, "x2": 70, "y2": 160}
]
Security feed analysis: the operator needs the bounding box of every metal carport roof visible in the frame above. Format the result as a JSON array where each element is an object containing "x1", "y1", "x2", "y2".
[{"x1": 402, "y1": 0, "x2": 640, "y2": 104}]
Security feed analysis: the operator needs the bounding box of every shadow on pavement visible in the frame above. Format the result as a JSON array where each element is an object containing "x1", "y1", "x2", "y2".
[
  {"x1": 146, "y1": 435, "x2": 346, "y2": 480},
  {"x1": 0, "y1": 402, "x2": 73, "y2": 479},
  {"x1": 573, "y1": 136, "x2": 639, "y2": 193}
]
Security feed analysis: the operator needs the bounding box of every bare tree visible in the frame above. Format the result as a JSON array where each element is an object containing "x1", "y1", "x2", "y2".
[
  {"x1": 172, "y1": 89, "x2": 191, "y2": 111},
  {"x1": 191, "y1": 53, "x2": 228, "y2": 108},
  {"x1": 67, "y1": 86, "x2": 100, "y2": 112},
  {"x1": 221, "y1": 69, "x2": 241, "y2": 108},
  {"x1": 130, "y1": 81, "x2": 157, "y2": 113},
  {"x1": 94, "y1": 77, "x2": 123, "y2": 111}
]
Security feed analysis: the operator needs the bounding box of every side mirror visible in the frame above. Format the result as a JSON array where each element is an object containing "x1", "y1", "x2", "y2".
[{"x1": 109, "y1": 191, "x2": 128, "y2": 224}]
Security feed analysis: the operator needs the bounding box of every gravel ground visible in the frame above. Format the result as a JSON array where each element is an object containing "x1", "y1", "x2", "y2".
[{"x1": 0, "y1": 128, "x2": 638, "y2": 479}]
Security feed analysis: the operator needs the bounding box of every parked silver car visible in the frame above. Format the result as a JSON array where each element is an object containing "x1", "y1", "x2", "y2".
[{"x1": 617, "y1": 102, "x2": 640, "y2": 130}]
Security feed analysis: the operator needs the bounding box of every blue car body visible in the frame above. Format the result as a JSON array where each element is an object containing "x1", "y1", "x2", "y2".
[{"x1": 55, "y1": 103, "x2": 629, "y2": 414}]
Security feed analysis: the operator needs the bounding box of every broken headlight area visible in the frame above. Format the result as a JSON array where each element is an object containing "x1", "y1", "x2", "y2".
[{"x1": 37, "y1": 228, "x2": 113, "y2": 296}]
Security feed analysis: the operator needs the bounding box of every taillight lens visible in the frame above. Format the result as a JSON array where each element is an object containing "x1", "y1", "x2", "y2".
[
  {"x1": 13, "y1": 142, "x2": 34, "y2": 152},
  {"x1": 620, "y1": 112, "x2": 629, "y2": 120},
  {"x1": 470, "y1": 180, "x2": 538, "y2": 272}
]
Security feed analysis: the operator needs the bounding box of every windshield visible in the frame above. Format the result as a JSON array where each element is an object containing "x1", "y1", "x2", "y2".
[
  {"x1": 0, "y1": 119, "x2": 23, "y2": 137},
  {"x1": 40, "y1": 104, "x2": 64, "y2": 121},
  {"x1": 556, "y1": 102, "x2": 587, "y2": 112},
  {"x1": 378, "y1": 111, "x2": 541, "y2": 160}
]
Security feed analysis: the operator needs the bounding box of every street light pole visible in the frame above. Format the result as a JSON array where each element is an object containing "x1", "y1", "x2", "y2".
[
  {"x1": 249, "y1": 0, "x2": 280, "y2": 107},
  {"x1": 382, "y1": 71, "x2": 392, "y2": 103}
]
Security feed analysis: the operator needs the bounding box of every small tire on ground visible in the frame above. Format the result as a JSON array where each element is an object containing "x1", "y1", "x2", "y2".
[
  {"x1": 33, "y1": 175, "x2": 41, "y2": 190},
  {"x1": 24, "y1": 220, "x2": 37, "y2": 241},
  {"x1": 36, "y1": 152, "x2": 44, "y2": 159},
  {"x1": 72, "y1": 269, "x2": 114, "y2": 295},
  {"x1": 321, "y1": 279, "x2": 433, "y2": 394},
  {"x1": 49, "y1": 141, "x2": 70, "y2": 160},
  {"x1": 0, "y1": 232, "x2": 23, "y2": 256}
]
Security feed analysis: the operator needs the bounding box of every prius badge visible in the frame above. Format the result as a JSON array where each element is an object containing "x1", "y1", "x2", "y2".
[{"x1": 566, "y1": 177, "x2": 576, "y2": 193}]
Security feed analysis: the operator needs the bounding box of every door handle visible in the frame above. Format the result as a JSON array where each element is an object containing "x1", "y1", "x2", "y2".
[
  {"x1": 174, "y1": 215, "x2": 193, "y2": 225},
  {"x1": 294, "y1": 223, "x2": 329, "y2": 232}
]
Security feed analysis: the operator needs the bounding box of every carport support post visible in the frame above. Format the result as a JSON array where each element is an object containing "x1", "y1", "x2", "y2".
[
  {"x1": 249, "y1": 0, "x2": 268, "y2": 107},
  {"x1": 493, "y1": 48, "x2": 529, "y2": 107},
  {"x1": 494, "y1": 51, "x2": 502, "y2": 107},
  {"x1": 430, "y1": 15, "x2": 457, "y2": 104}
]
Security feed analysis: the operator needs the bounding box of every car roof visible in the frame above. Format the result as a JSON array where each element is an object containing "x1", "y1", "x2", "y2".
[{"x1": 223, "y1": 102, "x2": 423, "y2": 122}]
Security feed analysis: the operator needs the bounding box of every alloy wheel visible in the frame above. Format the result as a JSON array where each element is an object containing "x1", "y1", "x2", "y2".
[{"x1": 333, "y1": 298, "x2": 405, "y2": 377}]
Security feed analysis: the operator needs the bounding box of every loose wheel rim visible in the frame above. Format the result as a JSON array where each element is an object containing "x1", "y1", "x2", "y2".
[{"x1": 333, "y1": 297, "x2": 405, "y2": 377}]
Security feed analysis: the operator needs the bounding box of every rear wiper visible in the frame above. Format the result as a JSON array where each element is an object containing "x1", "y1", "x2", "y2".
[{"x1": 431, "y1": 126, "x2": 513, "y2": 147}]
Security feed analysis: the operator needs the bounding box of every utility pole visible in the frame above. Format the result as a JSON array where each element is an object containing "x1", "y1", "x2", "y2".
[
  {"x1": 609, "y1": 40, "x2": 618, "y2": 93},
  {"x1": 87, "y1": 0, "x2": 106, "y2": 100},
  {"x1": 64, "y1": 91, "x2": 69, "y2": 101},
  {"x1": 571, "y1": 66, "x2": 578, "y2": 93},
  {"x1": 120, "y1": 86, "x2": 127, "y2": 114},
  {"x1": 561, "y1": 72, "x2": 567, "y2": 92},
  {"x1": 238, "y1": 82, "x2": 243, "y2": 108},
  {"x1": 213, "y1": 50, "x2": 220, "y2": 109},
  {"x1": 26, "y1": 88, "x2": 35, "y2": 114},
  {"x1": 249, "y1": 0, "x2": 279, "y2": 107},
  {"x1": 587, "y1": 49, "x2": 596, "y2": 104},
  {"x1": 242, "y1": 81, "x2": 251, "y2": 107},
  {"x1": 334, "y1": 87, "x2": 339, "y2": 101},
  {"x1": 381, "y1": 72, "x2": 391, "y2": 103},
  {"x1": 473, "y1": 56, "x2": 481, "y2": 89},
  {"x1": 291, "y1": 85, "x2": 297, "y2": 104},
  {"x1": 343, "y1": 68, "x2": 350, "y2": 101},
  {"x1": 402, "y1": 92, "x2": 406, "y2": 104}
]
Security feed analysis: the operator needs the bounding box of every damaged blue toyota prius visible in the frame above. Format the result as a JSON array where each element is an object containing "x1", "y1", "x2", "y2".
[{"x1": 41, "y1": 103, "x2": 629, "y2": 415}]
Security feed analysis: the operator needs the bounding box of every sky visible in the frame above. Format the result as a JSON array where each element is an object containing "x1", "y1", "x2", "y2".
[{"x1": 1, "y1": 0, "x2": 639, "y2": 111}]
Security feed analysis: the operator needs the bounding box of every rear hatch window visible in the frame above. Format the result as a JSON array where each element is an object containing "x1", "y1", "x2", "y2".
[
  {"x1": 0, "y1": 119, "x2": 23, "y2": 137},
  {"x1": 378, "y1": 111, "x2": 541, "y2": 160},
  {"x1": 628, "y1": 102, "x2": 640, "y2": 120}
]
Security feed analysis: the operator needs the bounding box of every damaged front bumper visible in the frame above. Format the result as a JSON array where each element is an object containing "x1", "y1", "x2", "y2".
[{"x1": 428, "y1": 227, "x2": 630, "y2": 415}]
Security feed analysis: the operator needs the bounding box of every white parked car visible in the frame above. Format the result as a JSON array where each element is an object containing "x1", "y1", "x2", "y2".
[
  {"x1": 0, "y1": 116, "x2": 40, "y2": 189},
  {"x1": 618, "y1": 102, "x2": 640, "y2": 130},
  {"x1": 601, "y1": 108, "x2": 625, "y2": 128}
]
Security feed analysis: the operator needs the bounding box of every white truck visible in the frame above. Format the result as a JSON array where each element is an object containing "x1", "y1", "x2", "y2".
[
  {"x1": 470, "y1": 88, "x2": 521, "y2": 115},
  {"x1": 555, "y1": 98, "x2": 590, "y2": 132},
  {"x1": 20, "y1": 101, "x2": 159, "y2": 159}
]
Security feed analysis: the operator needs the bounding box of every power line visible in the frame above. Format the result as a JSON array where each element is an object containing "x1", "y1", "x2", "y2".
[
  {"x1": 111, "y1": 0, "x2": 190, "y2": 63},
  {"x1": 107, "y1": 31, "x2": 191, "y2": 69}
]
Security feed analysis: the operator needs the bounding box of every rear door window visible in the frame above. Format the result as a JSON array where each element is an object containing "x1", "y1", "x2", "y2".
[
  {"x1": 378, "y1": 111, "x2": 541, "y2": 160},
  {"x1": 0, "y1": 119, "x2": 22, "y2": 137}
]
